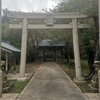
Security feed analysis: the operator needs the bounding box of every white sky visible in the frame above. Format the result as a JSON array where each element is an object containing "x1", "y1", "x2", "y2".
[{"x1": 2, "y1": 0, "x2": 62, "y2": 12}]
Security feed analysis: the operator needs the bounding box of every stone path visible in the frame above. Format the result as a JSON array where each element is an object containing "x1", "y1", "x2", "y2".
[
  {"x1": 0, "y1": 94, "x2": 19, "y2": 100},
  {"x1": 17, "y1": 62, "x2": 86, "y2": 100},
  {"x1": 84, "y1": 93, "x2": 100, "y2": 100}
]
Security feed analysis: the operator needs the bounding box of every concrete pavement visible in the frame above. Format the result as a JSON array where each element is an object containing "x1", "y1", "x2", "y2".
[
  {"x1": 0, "y1": 94, "x2": 19, "y2": 100},
  {"x1": 17, "y1": 62, "x2": 86, "y2": 100}
]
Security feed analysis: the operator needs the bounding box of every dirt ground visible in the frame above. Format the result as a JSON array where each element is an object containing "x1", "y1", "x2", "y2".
[
  {"x1": 7, "y1": 61, "x2": 43, "y2": 80},
  {"x1": 9, "y1": 62, "x2": 43, "y2": 74}
]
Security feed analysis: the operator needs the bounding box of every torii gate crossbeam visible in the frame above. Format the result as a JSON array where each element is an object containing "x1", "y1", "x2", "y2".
[{"x1": 3, "y1": 10, "x2": 90, "y2": 82}]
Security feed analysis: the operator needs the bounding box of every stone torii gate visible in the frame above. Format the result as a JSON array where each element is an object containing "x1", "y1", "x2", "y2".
[{"x1": 3, "y1": 10, "x2": 90, "y2": 82}]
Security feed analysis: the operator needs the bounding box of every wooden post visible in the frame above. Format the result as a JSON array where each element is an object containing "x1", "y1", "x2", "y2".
[
  {"x1": 55, "y1": 50, "x2": 57, "y2": 61},
  {"x1": 44, "y1": 50, "x2": 45, "y2": 62},
  {"x1": 13, "y1": 53, "x2": 16, "y2": 74},
  {"x1": 63, "y1": 49, "x2": 65, "y2": 60},
  {"x1": 5, "y1": 52, "x2": 8, "y2": 74}
]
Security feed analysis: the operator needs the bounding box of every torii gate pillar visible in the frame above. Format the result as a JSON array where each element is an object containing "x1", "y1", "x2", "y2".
[
  {"x1": 72, "y1": 18, "x2": 84, "y2": 82},
  {"x1": 17, "y1": 18, "x2": 28, "y2": 81}
]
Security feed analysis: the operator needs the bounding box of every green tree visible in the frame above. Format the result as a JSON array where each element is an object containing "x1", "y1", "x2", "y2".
[{"x1": 53, "y1": 0, "x2": 98, "y2": 76}]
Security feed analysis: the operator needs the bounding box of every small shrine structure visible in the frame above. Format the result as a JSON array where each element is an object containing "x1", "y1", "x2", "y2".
[{"x1": 37, "y1": 39, "x2": 65, "y2": 61}]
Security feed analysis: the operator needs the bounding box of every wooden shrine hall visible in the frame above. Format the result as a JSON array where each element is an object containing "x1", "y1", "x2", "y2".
[{"x1": 36, "y1": 39, "x2": 65, "y2": 61}]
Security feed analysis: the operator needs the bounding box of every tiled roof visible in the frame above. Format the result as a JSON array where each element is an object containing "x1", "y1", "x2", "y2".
[
  {"x1": 1, "y1": 42, "x2": 21, "y2": 53},
  {"x1": 38, "y1": 39, "x2": 65, "y2": 47}
]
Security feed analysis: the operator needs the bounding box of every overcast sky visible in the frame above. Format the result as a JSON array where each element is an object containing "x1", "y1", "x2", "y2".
[{"x1": 2, "y1": 0, "x2": 63, "y2": 12}]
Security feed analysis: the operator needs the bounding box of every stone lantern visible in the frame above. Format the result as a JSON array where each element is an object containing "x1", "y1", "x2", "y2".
[{"x1": 91, "y1": 61, "x2": 100, "y2": 92}]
